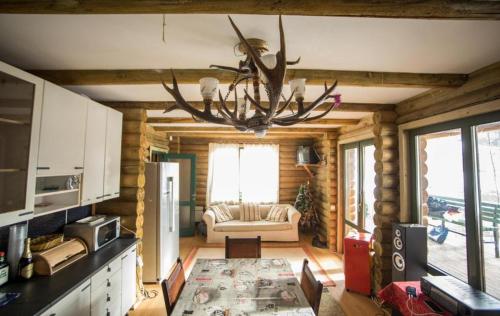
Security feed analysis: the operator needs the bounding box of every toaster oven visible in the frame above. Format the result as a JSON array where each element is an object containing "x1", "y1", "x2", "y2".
[{"x1": 64, "y1": 215, "x2": 120, "y2": 252}]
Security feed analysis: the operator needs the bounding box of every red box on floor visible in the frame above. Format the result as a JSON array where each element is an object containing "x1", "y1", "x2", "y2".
[{"x1": 344, "y1": 232, "x2": 372, "y2": 295}]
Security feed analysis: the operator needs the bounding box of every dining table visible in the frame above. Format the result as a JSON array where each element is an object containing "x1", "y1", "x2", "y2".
[{"x1": 171, "y1": 258, "x2": 315, "y2": 316}]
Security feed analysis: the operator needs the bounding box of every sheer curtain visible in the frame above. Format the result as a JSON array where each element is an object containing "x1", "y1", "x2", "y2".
[
  {"x1": 206, "y1": 143, "x2": 240, "y2": 205},
  {"x1": 240, "y1": 144, "x2": 279, "y2": 203}
]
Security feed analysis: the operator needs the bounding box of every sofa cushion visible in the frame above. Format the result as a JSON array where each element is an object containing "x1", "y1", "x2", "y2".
[
  {"x1": 266, "y1": 205, "x2": 289, "y2": 222},
  {"x1": 240, "y1": 202, "x2": 261, "y2": 221},
  {"x1": 211, "y1": 204, "x2": 233, "y2": 223},
  {"x1": 213, "y1": 220, "x2": 293, "y2": 232}
]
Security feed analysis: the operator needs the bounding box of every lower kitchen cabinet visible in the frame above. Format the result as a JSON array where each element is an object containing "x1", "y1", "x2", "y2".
[
  {"x1": 41, "y1": 279, "x2": 91, "y2": 316},
  {"x1": 121, "y1": 246, "x2": 137, "y2": 315},
  {"x1": 41, "y1": 244, "x2": 136, "y2": 316}
]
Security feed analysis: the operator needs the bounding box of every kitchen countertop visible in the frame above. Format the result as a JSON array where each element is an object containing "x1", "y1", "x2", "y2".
[{"x1": 0, "y1": 237, "x2": 137, "y2": 316}]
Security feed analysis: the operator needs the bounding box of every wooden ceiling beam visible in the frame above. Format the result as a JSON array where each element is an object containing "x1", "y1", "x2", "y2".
[
  {"x1": 105, "y1": 101, "x2": 393, "y2": 112},
  {"x1": 166, "y1": 133, "x2": 319, "y2": 140},
  {"x1": 1, "y1": 1, "x2": 499, "y2": 19},
  {"x1": 154, "y1": 126, "x2": 333, "y2": 134},
  {"x1": 30, "y1": 69, "x2": 467, "y2": 88},
  {"x1": 147, "y1": 117, "x2": 360, "y2": 126}
]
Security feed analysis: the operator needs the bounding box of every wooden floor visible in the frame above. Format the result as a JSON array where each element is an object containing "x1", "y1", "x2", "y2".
[{"x1": 130, "y1": 233, "x2": 385, "y2": 316}]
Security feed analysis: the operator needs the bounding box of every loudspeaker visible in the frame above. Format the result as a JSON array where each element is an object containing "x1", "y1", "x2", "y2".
[{"x1": 392, "y1": 223, "x2": 427, "y2": 282}]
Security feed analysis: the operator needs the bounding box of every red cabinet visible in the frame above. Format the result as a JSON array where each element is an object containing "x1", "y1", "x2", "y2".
[{"x1": 344, "y1": 232, "x2": 372, "y2": 295}]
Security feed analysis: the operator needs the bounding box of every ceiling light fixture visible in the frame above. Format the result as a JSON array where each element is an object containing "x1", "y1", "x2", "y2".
[{"x1": 162, "y1": 16, "x2": 341, "y2": 137}]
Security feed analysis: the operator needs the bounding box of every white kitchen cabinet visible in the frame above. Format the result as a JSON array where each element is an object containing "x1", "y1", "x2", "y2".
[
  {"x1": 37, "y1": 81, "x2": 87, "y2": 176},
  {"x1": 103, "y1": 108, "x2": 123, "y2": 200},
  {"x1": 81, "y1": 100, "x2": 107, "y2": 206},
  {"x1": 121, "y1": 246, "x2": 137, "y2": 315},
  {"x1": 41, "y1": 279, "x2": 91, "y2": 316},
  {"x1": 0, "y1": 60, "x2": 43, "y2": 226}
]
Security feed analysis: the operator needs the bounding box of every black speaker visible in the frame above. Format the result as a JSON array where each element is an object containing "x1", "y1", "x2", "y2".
[{"x1": 392, "y1": 223, "x2": 427, "y2": 282}]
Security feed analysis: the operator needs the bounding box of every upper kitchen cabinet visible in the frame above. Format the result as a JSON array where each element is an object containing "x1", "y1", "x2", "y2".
[
  {"x1": 103, "y1": 108, "x2": 123, "y2": 200},
  {"x1": 0, "y1": 61, "x2": 43, "y2": 226},
  {"x1": 37, "y1": 81, "x2": 87, "y2": 176},
  {"x1": 81, "y1": 100, "x2": 107, "y2": 206}
]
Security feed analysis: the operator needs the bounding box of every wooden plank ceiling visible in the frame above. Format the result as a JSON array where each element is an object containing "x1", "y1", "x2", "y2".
[{"x1": 1, "y1": 1, "x2": 499, "y2": 19}]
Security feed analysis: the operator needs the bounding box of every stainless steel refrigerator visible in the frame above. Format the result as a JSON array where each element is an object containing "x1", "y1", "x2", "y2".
[{"x1": 143, "y1": 162, "x2": 180, "y2": 283}]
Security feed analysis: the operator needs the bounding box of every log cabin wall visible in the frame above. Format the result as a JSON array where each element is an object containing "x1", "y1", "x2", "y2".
[
  {"x1": 174, "y1": 137, "x2": 314, "y2": 208},
  {"x1": 309, "y1": 132, "x2": 338, "y2": 251}
]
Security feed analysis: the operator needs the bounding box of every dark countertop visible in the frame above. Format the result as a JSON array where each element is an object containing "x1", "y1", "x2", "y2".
[{"x1": 0, "y1": 237, "x2": 137, "y2": 316}]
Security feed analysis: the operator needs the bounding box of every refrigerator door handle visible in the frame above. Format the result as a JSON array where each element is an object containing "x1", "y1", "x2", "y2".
[{"x1": 168, "y1": 177, "x2": 175, "y2": 233}]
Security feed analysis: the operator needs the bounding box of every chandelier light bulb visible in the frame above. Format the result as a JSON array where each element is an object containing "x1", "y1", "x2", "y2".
[
  {"x1": 289, "y1": 78, "x2": 306, "y2": 99},
  {"x1": 260, "y1": 54, "x2": 277, "y2": 83},
  {"x1": 237, "y1": 97, "x2": 249, "y2": 117},
  {"x1": 199, "y1": 77, "x2": 219, "y2": 100},
  {"x1": 254, "y1": 129, "x2": 267, "y2": 138}
]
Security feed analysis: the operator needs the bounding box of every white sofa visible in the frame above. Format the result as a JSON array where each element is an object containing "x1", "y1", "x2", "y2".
[{"x1": 202, "y1": 204, "x2": 301, "y2": 243}]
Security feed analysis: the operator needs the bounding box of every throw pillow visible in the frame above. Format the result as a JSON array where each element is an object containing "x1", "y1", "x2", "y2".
[
  {"x1": 240, "y1": 202, "x2": 262, "y2": 221},
  {"x1": 266, "y1": 205, "x2": 289, "y2": 222},
  {"x1": 211, "y1": 203, "x2": 233, "y2": 223}
]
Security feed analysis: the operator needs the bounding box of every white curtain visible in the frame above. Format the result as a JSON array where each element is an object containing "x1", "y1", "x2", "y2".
[
  {"x1": 240, "y1": 144, "x2": 280, "y2": 203},
  {"x1": 206, "y1": 143, "x2": 240, "y2": 206}
]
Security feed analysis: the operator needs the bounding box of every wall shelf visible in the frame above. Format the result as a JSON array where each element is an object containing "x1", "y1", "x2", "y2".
[
  {"x1": 35, "y1": 188, "x2": 79, "y2": 198},
  {"x1": 296, "y1": 163, "x2": 324, "y2": 178}
]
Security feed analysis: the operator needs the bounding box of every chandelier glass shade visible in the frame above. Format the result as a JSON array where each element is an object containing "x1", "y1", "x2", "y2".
[{"x1": 162, "y1": 16, "x2": 341, "y2": 137}]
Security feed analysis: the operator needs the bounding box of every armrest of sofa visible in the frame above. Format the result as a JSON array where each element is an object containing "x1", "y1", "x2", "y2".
[
  {"x1": 203, "y1": 209, "x2": 216, "y2": 230},
  {"x1": 287, "y1": 206, "x2": 301, "y2": 226}
]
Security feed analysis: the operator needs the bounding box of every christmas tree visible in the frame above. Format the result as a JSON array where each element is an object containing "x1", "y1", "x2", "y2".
[{"x1": 294, "y1": 182, "x2": 319, "y2": 234}]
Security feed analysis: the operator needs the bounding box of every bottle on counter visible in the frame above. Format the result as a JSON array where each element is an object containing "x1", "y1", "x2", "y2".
[
  {"x1": 18, "y1": 238, "x2": 33, "y2": 280},
  {"x1": 0, "y1": 251, "x2": 9, "y2": 286}
]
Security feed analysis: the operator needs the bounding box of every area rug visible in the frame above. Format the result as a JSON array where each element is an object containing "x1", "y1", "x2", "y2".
[
  {"x1": 320, "y1": 287, "x2": 346, "y2": 316},
  {"x1": 183, "y1": 246, "x2": 336, "y2": 287}
]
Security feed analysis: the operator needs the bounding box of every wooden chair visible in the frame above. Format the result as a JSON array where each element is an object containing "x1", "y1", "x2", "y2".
[
  {"x1": 225, "y1": 236, "x2": 262, "y2": 258},
  {"x1": 300, "y1": 259, "x2": 323, "y2": 315},
  {"x1": 161, "y1": 257, "x2": 186, "y2": 315}
]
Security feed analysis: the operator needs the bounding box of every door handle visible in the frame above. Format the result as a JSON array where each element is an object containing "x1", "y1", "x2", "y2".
[{"x1": 74, "y1": 166, "x2": 84, "y2": 170}]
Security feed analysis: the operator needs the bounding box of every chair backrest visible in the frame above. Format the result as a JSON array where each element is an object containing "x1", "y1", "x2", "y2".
[
  {"x1": 225, "y1": 236, "x2": 262, "y2": 258},
  {"x1": 300, "y1": 259, "x2": 323, "y2": 315},
  {"x1": 161, "y1": 258, "x2": 185, "y2": 315}
]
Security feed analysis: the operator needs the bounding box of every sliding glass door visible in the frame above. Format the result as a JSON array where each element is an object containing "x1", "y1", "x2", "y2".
[
  {"x1": 410, "y1": 111, "x2": 500, "y2": 299},
  {"x1": 343, "y1": 140, "x2": 376, "y2": 235}
]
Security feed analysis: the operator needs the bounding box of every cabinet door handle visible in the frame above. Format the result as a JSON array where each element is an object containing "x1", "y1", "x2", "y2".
[
  {"x1": 107, "y1": 280, "x2": 111, "y2": 287},
  {"x1": 107, "y1": 294, "x2": 111, "y2": 302},
  {"x1": 81, "y1": 283, "x2": 91, "y2": 291},
  {"x1": 107, "y1": 266, "x2": 111, "y2": 272},
  {"x1": 103, "y1": 194, "x2": 111, "y2": 197},
  {"x1": 19, "y1": 211, "x2": 33, "y2": 217},
  {"x1": 37, "y1": 166, "x2": 50, "y2": 170},
  {"x1": 74, "y1": 166, "x2": 84, "y2": 170},
  {"x1": 49, "y1": 313, "x2": 56, "y2": 316},
  {"x1": 122, "y1": 254, "x2": 128, "y2": 260}
]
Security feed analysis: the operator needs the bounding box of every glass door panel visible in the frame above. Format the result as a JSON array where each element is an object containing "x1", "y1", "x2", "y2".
[
  {"x1": 0, "y1": 71, "x2": 35, "y2": 214},
  {"x1": 475, "y1": 121, "x2": 500, "y2": 299},
  {"x1": 415, "y1": 129, "x2": 468, "y2": 282},
  {"x1": 344, "y1": 147, "x2": 359, "y2": 227},
  {"x1": 362, "y1": 144, "x2": 376, "y2": 233}
]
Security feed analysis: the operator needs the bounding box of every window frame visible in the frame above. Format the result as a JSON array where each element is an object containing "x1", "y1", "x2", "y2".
[
  {"x1": 342, "y1": 139, "x2": 375, "y2": 234},
  {"x1": 409, "y1": 110, "x2": 500, "y2": 291}
]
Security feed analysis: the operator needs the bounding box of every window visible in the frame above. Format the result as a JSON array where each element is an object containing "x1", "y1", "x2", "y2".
[
  {"x1": 207, "y1": 143, "x2": 279, "y2": 205},
  {"x1": 410, "y1": 111, "x2": 500, "y2": 299},
  {"x1": 343, "y1": 140, "x2": 376, "y2": 235}
]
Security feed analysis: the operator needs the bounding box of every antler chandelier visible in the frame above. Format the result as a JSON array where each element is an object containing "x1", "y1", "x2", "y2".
[{"x1": 162, "y1": 16, "x2": 341, "y2": 138}]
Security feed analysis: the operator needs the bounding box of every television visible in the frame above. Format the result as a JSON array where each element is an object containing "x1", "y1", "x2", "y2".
[{"x1": 296, "y1": 146, "x2": 320, "y2": 164}]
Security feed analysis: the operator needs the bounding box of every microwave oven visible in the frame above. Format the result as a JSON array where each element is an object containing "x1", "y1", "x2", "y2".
[{"x1": 64, "y1": 216, "x2": 120, "y2": 252}]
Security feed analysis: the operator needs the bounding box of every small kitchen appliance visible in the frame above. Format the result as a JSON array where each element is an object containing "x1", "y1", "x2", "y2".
[{"x1": 64, "y1": 215, "x2": 120, "y2": 252}]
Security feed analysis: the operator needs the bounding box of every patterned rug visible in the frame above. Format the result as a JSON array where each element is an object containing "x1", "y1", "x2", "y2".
[{"x1": 182, "y1": 246, "x2": 346, "y2": 315}]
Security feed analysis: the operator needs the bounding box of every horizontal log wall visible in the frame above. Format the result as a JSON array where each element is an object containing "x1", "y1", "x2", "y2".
[
  {"x1": 396, "y1": 62, "x2": 500, "y2": 123},
  {"x1": 176, "y1": 137, "x2": 314, "y2": 207}
]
